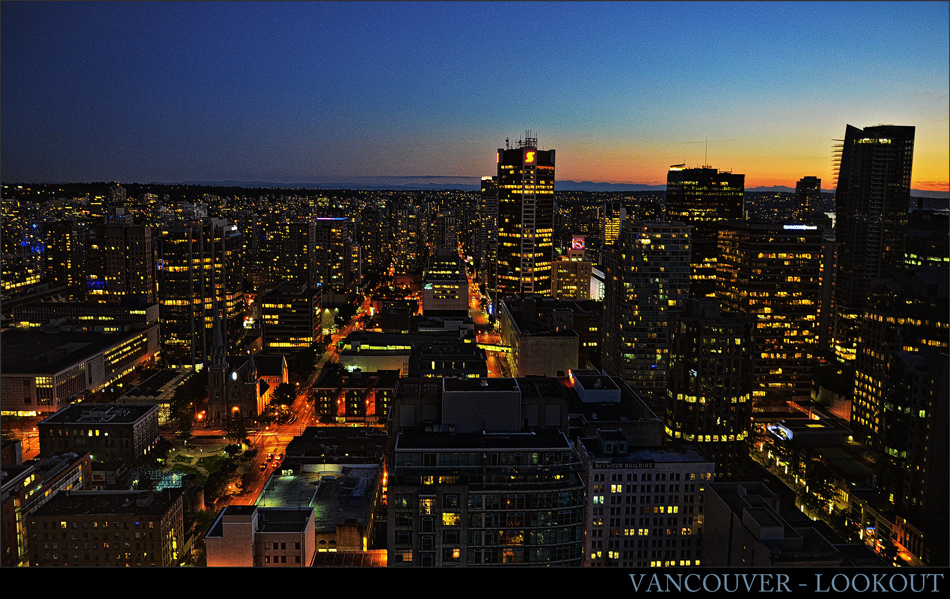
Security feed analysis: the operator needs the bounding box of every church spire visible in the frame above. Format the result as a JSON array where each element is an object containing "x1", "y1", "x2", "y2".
[{"x1": 211, "y1": 297, "x2": 226, "y2": 369}]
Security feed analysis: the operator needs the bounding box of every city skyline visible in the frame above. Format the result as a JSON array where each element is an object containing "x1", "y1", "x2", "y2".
[{"x1": 2, "y1": 1, "x2": 948, "y2": 193}]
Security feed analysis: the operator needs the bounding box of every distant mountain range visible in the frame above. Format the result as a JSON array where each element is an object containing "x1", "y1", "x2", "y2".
[{"x1": 179, "y1": 177, "x2": 947, "y2": 197}]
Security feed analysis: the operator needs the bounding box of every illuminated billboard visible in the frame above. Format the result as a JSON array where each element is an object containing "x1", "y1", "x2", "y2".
[{"x1": 571, "y1": 236, "x2": 585, "y2": 250}]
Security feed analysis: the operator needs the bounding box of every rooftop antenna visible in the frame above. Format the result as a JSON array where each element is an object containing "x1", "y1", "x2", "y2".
[
  {"x1": 505, "y1": 137, "x2": 510, "y2": 149},
  {"x1": 704, "y1": 137, "x2": 708, "y2": 168}
]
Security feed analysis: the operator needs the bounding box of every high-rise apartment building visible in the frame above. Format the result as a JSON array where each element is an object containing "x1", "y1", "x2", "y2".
[
  {"x1": 666, "y1": 165, "x2": 744, "y2": 299},
  {"x1": 87, "y1": 224, "x2": 156, "y2": 304},
  {"x1": 603, "y1": 221, "x2": 691, "y2": 403},
  {"x1": 496, "y1": 133, "x2": 555, "y2": 297},
  {"x1": 832, "y1": 124, "x2": 915, "y2": 360},
  {"x1": 314, "y1": 217, "x2": 350, "y2": 293},
  {"x1": 278, "y1": 216, "x2": 318, "y2": 288},
  {"x1": 665, "y1": 299, "x2": 755, "y2": 478},
  {"x1": 716, "y1": 221, "x2": 823, "y2": 402}
]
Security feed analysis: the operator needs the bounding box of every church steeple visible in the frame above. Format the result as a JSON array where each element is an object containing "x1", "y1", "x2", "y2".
[
  {"x1": 246, "y1": 349, "x2": 258, "y2": 381},
  {"x1": 211, "y1": 297, "x2": 226, "y2": 370}
]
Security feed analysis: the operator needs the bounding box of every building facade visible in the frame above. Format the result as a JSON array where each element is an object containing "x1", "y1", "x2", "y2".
[{"x1": 26, "y1": 488, "x2": 185, "y2": 567}]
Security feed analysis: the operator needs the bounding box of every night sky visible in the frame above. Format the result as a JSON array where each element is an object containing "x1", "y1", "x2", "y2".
[{"x1": 2, "y1": 1, "x2": 948, "y2": 191}]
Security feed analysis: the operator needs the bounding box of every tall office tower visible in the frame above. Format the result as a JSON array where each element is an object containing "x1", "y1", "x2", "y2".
[
  {"x1": 832, "y1": 124, "x2": 915, "y2": 361},
  {"x1": 603, "y1": 221, "x2": 691, "y2": 404},
  {"x1": 666, "y1": 165, "x2": 744, "y2": 299},
  {"x1": 157, "y1": 219, "x2": 244, "y2": 367},
  {"x1": 87, "y1": 224, "x2": 156, "y2": 304},
  {"x1": 851, "y1": 267, "x2": 948, "y2": 452},
  {"x1": 665, "y1": 299, "x2": 755, "y2": 478},
  {"x1": 477, "y1": 176, "x2": 499, "y2": 301},
  {"x1": 716, "y1": 221, "x2": 823, "y2": 402},
  {"x1": 430, "y1": 212, "x2": 458, "y2": 255},
  {"x1": 45, "y1": 219, "x2": 87, "y2": 300},
  {"x1": 600, "y1": 202, "x2": 626, "y2": 246},
  {"x1": 277, "y1": 216, "x2": 318, "y2": 288},
  {"x1": 794, "y1": 176, "x2": 823, "y2": 222},
  {"x1": 496, "y1": 132, "x2": 556, "y2": 297}
]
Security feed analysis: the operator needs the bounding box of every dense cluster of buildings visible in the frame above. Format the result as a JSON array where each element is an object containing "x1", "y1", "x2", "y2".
[{"x1": 1, "y1": 125, "x2": 947, "y2": 568}]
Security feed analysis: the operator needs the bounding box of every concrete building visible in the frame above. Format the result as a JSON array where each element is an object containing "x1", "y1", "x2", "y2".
[
  {"x1": 577, "y1": 436, "x2": 714, "y2": 567},
  {"x1": 26, "y1": 488, "x2": 185, "y2": 567},
  {"x1": 205, "y1": 504, "x2": 316, "y2": 567},
  {"x1": 37, "y1": 403, "x2": 160, "y2": 464},
  {"x1": 702, "y1": 481, "x2": 844, "y2": 566},
  {"x1": 0, "y1": 326, "x2": 161, "y2": 415},
  {"x1": 422, "y1": 249, "x2": 468, "y2": 316},
  {"x1": 1, "y1": 452, "x2": 92, "y2": 567},
  {"x1": 499, "y1": 295, "x2": 603, "y2": 376},
  {"x1": 259, "y1": 282, "x2": 322, "y2": 352}
]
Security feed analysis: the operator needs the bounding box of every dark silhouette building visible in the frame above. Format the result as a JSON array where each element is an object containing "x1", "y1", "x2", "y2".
[
  {"x1": 832, "y1": 124, "x2": 915, "y2": 361},
  {"x1": 666, "y1": 165, "x2": 744, "y2": 299}
]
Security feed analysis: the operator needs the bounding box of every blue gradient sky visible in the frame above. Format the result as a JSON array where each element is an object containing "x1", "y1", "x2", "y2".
[{"x1": 2, "y1": 1, "x2": 948, "y2": 190}]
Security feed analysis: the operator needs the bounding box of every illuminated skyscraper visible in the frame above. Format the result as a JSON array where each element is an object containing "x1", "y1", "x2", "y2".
[
  {"x1": 665, "y1": 299, "x2": 755, "y2": 478},
  {"x1": 832, "y1": 124, "x2": 915, "y2": 361},
  {"x1": 603, "y1": 221, "x2": 691, "y2": 403},
  {"x1": 666, "y1": 165, "x2": 744, "y2": 299},
  {"x1": 716, "y1": 221, "x2": 823, "y2": 402},
  {"x1": 87, "y1": 224, "x2": 156, "y2": 304},
  {"x1": 851, "y1": 267, "x2": 948, "y2": 451},
  {"x1": 157, "y1": 219, "x2": 244, "y2": 366},
  {"x1": 496, "y1": 132, "x2": 555, "y2": 297}
]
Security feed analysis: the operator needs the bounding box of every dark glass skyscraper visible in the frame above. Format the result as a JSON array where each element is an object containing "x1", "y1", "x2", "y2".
[
  {"x1": 496, "y1": 133, "x2": 555, "y2": 297},
  {"x1": 666, "y1": 165, "x2": 744, "y2": 299},
  {"x1": 795, "y1": 176, "x2": 822, "y2": 222},
  {"x1": 832, "y1": 124, "x2": 915, "y2": 360}
]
